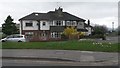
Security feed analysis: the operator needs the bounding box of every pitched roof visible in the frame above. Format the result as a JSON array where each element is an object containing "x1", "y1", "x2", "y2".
[
  {"x1": 19, "y1": 13, "x2": 50, "y2": 20},
  {"x1": 47, "y1": 11, "x2": 85, "y2": 21},
  {"x1": 19, "y1": 9, "x2": 85, "y2": 21}
]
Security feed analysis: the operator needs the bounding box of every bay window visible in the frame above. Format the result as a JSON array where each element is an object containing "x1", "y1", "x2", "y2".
[{"x1": 51, "y1": 32, "x2": 61, "y2": 38}]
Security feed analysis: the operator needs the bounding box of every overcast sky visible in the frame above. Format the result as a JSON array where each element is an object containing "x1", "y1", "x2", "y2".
[{"x1": 0, "y1": 0, "x2": 119, "y2": 29}]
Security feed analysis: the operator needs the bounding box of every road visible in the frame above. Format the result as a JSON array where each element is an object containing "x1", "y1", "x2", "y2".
[
  {"x1": 2, "y1": 49, "x2": 118, "y2": 66},
  {"x1": 2, "y1": 58, "x2": 118, "y2": 66}
]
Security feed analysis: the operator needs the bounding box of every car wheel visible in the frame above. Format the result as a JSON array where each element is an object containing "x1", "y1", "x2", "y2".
[
  {"x1": 18, "y1": 41, "x2": 22, "y2": 42},
  {"x1": 2, "y1": 40, "x2": 5, "y2": 42}
]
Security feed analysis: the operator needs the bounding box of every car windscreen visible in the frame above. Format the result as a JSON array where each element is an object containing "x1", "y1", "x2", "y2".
[
  {"x1": 13, "y1": 35, "x2": 23, "y2": 38},
  {"x1": 7, "y1": 35, "x2": 14, "y2": 38}
]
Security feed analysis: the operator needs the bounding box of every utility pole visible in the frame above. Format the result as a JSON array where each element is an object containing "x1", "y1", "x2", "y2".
[{"x1": 112, "y1": 22, "x2": 114, "y2": 32}]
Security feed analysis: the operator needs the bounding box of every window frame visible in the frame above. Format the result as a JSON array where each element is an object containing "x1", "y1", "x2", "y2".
[
  {"x1": 42, "y1": 22, "x2": 46, "y2": 26},
  {"x1": 66, "y1": 21, "x2": 77, "y2": 26},
  {"x1": 25, "y1": 23, "x2": 33, "y2": 27},
  {"x1": 78, "y1": 22, "x2": 82, "y2": 25},
  {"x1": 51, "y1": 32, "x2": 61, "y2": 38},
  {"x1": 51, "y1": 32, "x2": 55, "y2": 38},
  {"x1": 55, "y1": 21, "x2": 63, "y2": 26}
]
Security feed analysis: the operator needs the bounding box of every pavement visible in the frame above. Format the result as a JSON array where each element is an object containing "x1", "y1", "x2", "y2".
[{"x1": 2, "y1": 49, "x2": 119, "y2": 66}]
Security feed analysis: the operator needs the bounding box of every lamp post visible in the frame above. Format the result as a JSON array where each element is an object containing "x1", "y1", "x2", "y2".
[{"x1": 112, "y1": 22, "x2": 114, "y2": 32}]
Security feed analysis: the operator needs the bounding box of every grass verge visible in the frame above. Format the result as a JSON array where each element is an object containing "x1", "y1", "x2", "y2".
[{"x1": 1, "y1": 40, "x2": 119, "y2": 52}]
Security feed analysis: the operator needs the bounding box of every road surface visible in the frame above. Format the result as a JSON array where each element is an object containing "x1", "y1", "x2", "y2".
[{"x1": 2, "y1": 49, "x2": 118, "y2": 66}]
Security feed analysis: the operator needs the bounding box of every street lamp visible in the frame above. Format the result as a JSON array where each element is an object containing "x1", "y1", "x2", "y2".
[{"x1": 112, "y1": 22, "x2": 114, "y2": 32}]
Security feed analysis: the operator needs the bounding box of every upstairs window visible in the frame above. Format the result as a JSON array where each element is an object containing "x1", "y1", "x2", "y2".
[
  {"x1": 43, "y1": 22, "x2": 46, "y2": 26},
  {"x1": 26, "y1": 23, "x2": 33, "y2": 27},
  {"x1": 78, "y1": 22, "x2": 82, "y2": 25},
  {"x1": 55, "y1": 21, "x2": 63, "y2": 26},
  {"x1": 66, "y1": 21, "x2": 76, "y2": 26}
]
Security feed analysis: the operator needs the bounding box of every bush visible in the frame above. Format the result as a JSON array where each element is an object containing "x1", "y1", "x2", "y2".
[
  {"x1": 61, "y1": 33, "x2": 68, "y2": 40},
  {"x1": 91, "y1": 34, "x2": 106, "y2": 40},
  {"x1": 78, "y1": 32, "x2": 85, "y2": 39},
  {"x1": 63, "y1": 27, "x2": 78, "y2": 40},
  {"x1": 0, "y1": 34, "x2": 7, "y2": 39}
]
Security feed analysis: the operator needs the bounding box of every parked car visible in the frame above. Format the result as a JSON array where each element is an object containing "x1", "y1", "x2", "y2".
[{"x1": 0, "y1": 34, "x2": 26, "y2": 42}]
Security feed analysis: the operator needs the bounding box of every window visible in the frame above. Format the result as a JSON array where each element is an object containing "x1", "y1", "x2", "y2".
[
  {"x1": 66, "y1": 21, "x2": 70, "y2": 26},
  {"x1": 72, "y1": 22, "x2": 75, "y2": 25},
  {"x1": 26, "y1": 23, "x2": 33, "y2": 27},
  {"x1": 51, "y1": 32, "x2": 61, "y2": 38},
  {"x1": 73, "y1": 21, "x2": 76, "y2": 25},
  {"x1": 78, "y1": 22, "x2": 82, "y2": 25},
  {"x1": 51, "y1": 32, "x2": 54, "y2": 38},
  {"x1": 66, "y1": 21, "x2": 76, "y2": 26},
  {"x1": 43, "y1": 22, "x2": 46, "y2": 26},
  {"x1": 7, "y1": 35, "x2": 14, "y2": 38},
  {"x1": 56, "y1": 22, "x2": 61, "y2": 26},
  {"x1": 41, "y1": 33, "x2": 46, "y2": 37},
  {"x1": 25, "y1": 32, "x2": 33, "y2": 35},
  {"x1": 25, "y1": 32, "x2": 34, "y2": 39},
  {"x1": 55, "y1": 21, "x2": 63, "y2": 26},
  {"x1": 55, "y1": 32, "x2": 59, "y2": 38},
  {"x1": 13, "y1": 35, "x2": 23, "y2": 38}
]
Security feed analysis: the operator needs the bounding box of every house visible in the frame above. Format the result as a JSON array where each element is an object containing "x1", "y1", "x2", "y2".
[
  {"x1": 19, "y1": 7, "x2": 92, "y2": 41},
  {"x1": 84, "y1": 20, "x2": 93, "y2": 36}
]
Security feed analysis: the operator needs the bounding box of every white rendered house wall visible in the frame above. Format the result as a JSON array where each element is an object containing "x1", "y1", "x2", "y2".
[
  {"x1": 22, "y1": 20, "x2": 38, "y2": 30},
  {"x1": 40, "y1": 21, "x2": 50, "y2": 30}
]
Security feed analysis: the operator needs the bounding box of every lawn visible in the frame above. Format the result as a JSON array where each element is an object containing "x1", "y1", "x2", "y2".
[{"x1": 1, "y1": 40, "x2": 119, "y2": 52}]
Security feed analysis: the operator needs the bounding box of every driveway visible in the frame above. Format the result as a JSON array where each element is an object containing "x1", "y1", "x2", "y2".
[
  {"x1": 95, "y1": 36, "x2": 119, "y2": 43},
  {"x1": 80, "y1": 36, "x2": 119, "y2": 43}
]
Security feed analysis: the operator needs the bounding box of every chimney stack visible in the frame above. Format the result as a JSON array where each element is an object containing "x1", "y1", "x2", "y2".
[
  {"x1": 55, "y1": 7, "x2": 63, "y2": 17},
  {"x1": 88, "y1": 19, "x2": 90, "y2": 26}
]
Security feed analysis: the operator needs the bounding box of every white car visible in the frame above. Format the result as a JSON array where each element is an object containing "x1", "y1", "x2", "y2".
[{"x1": 0, "y1": 34, "x2": 26, "y2": 42}]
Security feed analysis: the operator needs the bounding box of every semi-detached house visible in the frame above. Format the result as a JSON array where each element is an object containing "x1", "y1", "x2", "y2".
[{"x1": 19, "y1": 7, "x2": 92, "y2": 41}]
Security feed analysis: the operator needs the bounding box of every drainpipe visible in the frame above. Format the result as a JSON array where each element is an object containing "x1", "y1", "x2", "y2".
[
  {"x1": 20, "y1": 20, "x2": 23, "y2": 35},
  {"x1": 20, "y1": 21, "x2": 21, "y2": 35},
  {"x1": 37, "y1": 20, "x2": 40, "y2": 30},
  {"x1": 37, "y1": 20, "x2": 41, "y2": 40}
]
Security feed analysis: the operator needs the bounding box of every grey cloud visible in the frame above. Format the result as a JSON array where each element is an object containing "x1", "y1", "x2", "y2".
[{"x1": 0, "y1": 2, "x2": 118, "y2": 28}]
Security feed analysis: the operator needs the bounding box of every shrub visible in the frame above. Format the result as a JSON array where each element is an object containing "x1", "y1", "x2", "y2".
[
  {"x1": 61, "y1": 33, "x2": 68, "y2": 40},
  {"x1": 91, "y1": 34, "x2": 106, "y2": 40},
  {"x1": 63, "y1": 27, "x2": 78, "y2": 40},
  {"x1": 78, "y1": 32, "x2": 85, "y2": 39}
]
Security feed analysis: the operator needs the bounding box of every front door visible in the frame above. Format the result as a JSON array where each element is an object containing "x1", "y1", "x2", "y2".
[{"x1": 41, "y1": 32, "x2": 47, "y2": 40}]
